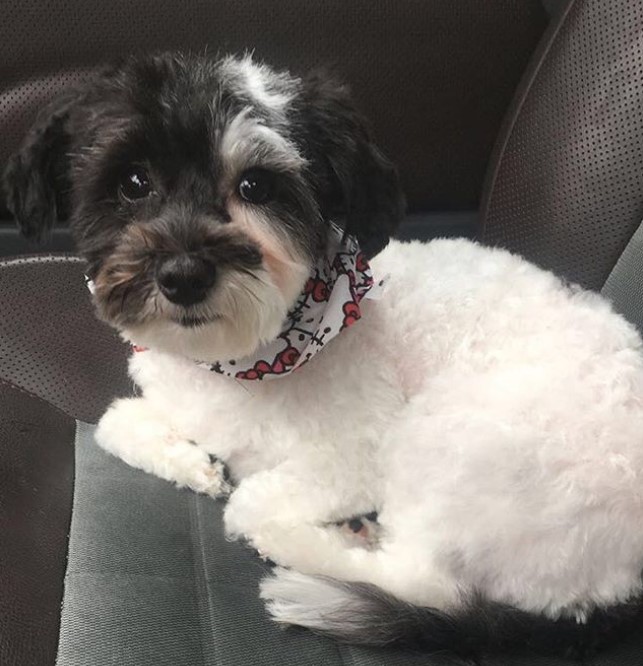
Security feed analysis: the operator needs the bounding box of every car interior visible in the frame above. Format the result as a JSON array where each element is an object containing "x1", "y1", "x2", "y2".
[{"x1": 3, "y1": 0, "x2": 643, "y2": 664}]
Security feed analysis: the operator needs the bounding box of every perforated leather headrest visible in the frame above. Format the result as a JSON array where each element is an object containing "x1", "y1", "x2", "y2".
[{"x1": 0, "y1": 0, "x2": 546, "y2": 216}]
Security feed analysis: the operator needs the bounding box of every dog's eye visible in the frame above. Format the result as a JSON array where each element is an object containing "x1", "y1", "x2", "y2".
[
  {"x1": 119, "y1": 166, "x2": 152, "y2": 201},
  {"x1": 238, "y1": 169, "x2": 274, "y2": 205}
]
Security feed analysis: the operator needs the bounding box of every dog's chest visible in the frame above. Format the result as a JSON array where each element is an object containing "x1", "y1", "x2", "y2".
[{"x1": 135, "y1": 329, "x2": 404, "y2": 475}]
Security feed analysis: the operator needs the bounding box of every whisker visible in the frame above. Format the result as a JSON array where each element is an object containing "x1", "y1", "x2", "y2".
[
  {"x1": 234, "y1": 279, "x2": 264, "y2": 306},
  {"x1": 235, "y1": 266, "x2": 263, "y2": 282}
]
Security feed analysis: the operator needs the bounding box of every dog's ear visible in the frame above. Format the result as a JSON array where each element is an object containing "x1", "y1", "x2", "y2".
[
  {"x1": 2, "y1": 91, "x2": 80, "y2": 241},
  {"x1": 298, "y1": 71, "x2": 405, "y2": 257}
]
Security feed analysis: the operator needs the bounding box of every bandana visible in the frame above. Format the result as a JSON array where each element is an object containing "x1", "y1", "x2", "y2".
[{"x1": 87, "y1": 224, "x2": 385, "y2": 381}]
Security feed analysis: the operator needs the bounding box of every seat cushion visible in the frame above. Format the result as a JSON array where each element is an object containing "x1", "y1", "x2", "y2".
[{"x1": 56, "y1": 422, "x2": 643, "y2": 666}]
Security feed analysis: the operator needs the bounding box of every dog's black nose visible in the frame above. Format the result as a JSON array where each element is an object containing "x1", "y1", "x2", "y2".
[{"x1": 157, "y1": 255, "x2": 216, "y2": 306}]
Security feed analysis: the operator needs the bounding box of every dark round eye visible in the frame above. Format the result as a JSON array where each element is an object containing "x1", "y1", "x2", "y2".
[
  {"x1": 238, "y1": 169, "x2": 274, "y2": 205},
  {"x1": 119, "y1": 166, "x2": 152, "y2": 201}
]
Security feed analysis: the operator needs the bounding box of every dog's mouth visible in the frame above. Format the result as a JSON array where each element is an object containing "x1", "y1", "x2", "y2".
[{"x1": 173, "y1": 312, "x2": 221, "y2": 328}]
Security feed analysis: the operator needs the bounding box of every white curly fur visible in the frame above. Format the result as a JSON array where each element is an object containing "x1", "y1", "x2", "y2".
[{"x1": 95, "y1": 237, "x2": 643, "y2": 621}]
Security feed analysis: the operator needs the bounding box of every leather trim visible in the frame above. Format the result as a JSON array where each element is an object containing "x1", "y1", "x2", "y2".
[{"x1": 0, "y1": 380, "x2": 75, "y2": 666}]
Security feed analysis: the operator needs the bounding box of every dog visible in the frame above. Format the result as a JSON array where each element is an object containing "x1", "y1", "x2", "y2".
[{"x1": 5, "y1": 52, "x2": 643, "y2": 660}]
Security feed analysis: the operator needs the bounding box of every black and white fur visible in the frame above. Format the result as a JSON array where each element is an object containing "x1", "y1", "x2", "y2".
[{"x1": 5, "y1": 52, "x2": 643, "y2": 662}]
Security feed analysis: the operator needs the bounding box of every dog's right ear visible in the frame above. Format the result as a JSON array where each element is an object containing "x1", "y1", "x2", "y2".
[
  {"x1": 2, "y1": 92, "x2": 79, "y2": 241},
  {"x1": 296, "y1": 70, "x2": 405, "y2": 259}
]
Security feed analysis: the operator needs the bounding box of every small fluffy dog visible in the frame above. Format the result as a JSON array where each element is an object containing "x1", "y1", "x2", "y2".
[{"x1": 6, "y1": 53, "x2": 643, "y2": 659}]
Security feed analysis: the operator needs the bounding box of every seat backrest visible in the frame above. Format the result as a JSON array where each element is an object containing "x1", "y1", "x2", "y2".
[
  {"x1": 0, "y1": 256, "x2": 130, "y2": 423},
  {"x1": 0, "y1": 0, "x2": 546, "y2": 221},
  {"x1": 480, "y1": 0, "x2": 643, "y2": 291}
]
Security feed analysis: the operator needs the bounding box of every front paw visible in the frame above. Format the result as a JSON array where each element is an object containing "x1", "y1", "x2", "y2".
[
  {"x1": 161, "y1": 441, "x2": 232, "y2": 498},
  {"x1": 96, "y1": 397, "x2": 232, "y2": 497}
]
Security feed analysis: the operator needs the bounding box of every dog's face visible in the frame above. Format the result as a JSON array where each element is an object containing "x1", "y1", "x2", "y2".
[{"x1": 4, "y1": 53, "x2": 403, "y2": 361}]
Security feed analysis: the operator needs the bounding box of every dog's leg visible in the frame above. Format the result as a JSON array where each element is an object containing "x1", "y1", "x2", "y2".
[
  {"x1": 95, "y1": 397, "x2": 231, "y2": 497},
  {"x1": 223, "y1": 459, "x2": 375, "y2": 561},
  {"x1": 223, "y1": 461, "x2": 457, "y2": 608}
]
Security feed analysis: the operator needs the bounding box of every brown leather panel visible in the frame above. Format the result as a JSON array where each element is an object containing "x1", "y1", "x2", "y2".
[
  {"x1": 0, "y1": 0, "x2": 547, "y2": 214},
  {"x1": 480, "y1": 0, "x2": 643, "y2": 291},
  {"x1": 0, "y1": 255, "x2": 131, "y2": 423},
  {"x1": 0, "y1": 380, "x2": 74, "y2": 666}
]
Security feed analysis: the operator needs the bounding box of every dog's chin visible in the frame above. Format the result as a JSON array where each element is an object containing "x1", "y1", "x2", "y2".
[
  {"x1": 117, "y1": 276, "x2": 292, "y2": 363},
  {"x1": 120, "y1": 312, "x2": 282, "y2": 363},
  {"x1": 95, "y1": 252, "x2": 311, "y2": 363}
]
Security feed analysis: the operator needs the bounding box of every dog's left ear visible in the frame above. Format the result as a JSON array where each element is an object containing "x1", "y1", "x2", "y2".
[
  {"x1": 298, "y1": 72, "x2": 405, "y2": 257},
  {"x1": 2, "y1": 91, "x2": 79, "y2": 241}
]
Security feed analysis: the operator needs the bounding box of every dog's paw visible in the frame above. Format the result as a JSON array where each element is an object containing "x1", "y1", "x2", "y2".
[
  {"x1": 164, "y1": 441, "x2": 232, "y2": 498},
  {"x1": 335, "y1": 512, "x2": 380, "y2": 549}
]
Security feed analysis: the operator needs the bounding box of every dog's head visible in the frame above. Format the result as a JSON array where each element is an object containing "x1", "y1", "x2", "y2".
[{"x1": 3, "y1": 53, "x2": 404, "y2": 361}]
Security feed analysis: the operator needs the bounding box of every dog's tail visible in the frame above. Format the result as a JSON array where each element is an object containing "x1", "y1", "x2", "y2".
[{"x1": 260, "y1": 568, "x2": 643, "y2": 661}]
